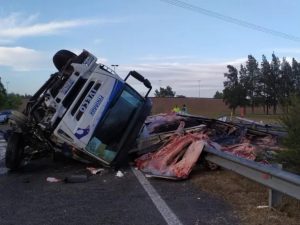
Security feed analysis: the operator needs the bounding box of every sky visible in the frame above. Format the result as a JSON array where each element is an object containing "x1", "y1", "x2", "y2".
[{"x1": 1, "y1": 0, "x2": 300, "y2": 97}]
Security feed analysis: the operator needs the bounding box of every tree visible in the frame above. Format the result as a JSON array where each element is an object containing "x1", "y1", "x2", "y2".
[
  {"x1": 4, "y1": 93, "x2": 22, "y2": 109},
  {"x1": 154, "y1": 86, "x2": 176, "y2": 97},
  {"x1": 223, "y1": 65, "x2": 247, "y2": 114},
  {"x1": 279, "y1": 58, "x2": 293, "y2": 112},
  {"x1": 278, "y1": 96, "x2": 300, "y2": 173},
  {"x1": 270, "y1": 53, "x2": 281, "y2": 114},
  {"x1": 213, "y1": 91, "x2": 223, "y2": 99},
  {"x1": 261, "y1": 55, "x2": 272, "y2": 114},
  {"x1": 222, "y1": 53, "x2": 300, "y2": 116},
  {"x1": 223, "y1": 85, "x2": 247, "y2": 114},
  {"x1": 291, "y1": 58, "x2": 300, "y2": 96},
  {"x1": 0, "y1": 78, "x2": 24, "y2": 110},
  {"x1": 0, "y1": 77, "x2": 7, "y2": 109},
  {"x1": 241, "y1": 55, "x2": 260, "y2": 113}
]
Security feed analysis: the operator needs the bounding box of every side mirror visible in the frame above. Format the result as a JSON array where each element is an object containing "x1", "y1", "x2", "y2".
[{"x1": 125, "y1": 71, "x2": 152, "y2": 97}]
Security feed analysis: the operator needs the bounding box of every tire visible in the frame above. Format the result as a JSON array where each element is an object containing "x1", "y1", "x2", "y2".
[
  {"x1": 53, "y1": 49, "x2": 77, "y2": 72},
  {"x1": 5, "y1": 132, "x2": 24, "y2": 170}
]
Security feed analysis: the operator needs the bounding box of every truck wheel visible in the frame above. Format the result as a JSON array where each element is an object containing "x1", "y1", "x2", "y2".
[
  {"x1": 5, "y1": 132, "x2": 24, "y2": 170},
  {"x1": 53, "y1": 49, "x2": 77, "y2": 71}
]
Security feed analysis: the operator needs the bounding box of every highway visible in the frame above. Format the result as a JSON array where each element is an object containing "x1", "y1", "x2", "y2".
[{"x1": 0, "y1": 128, "x2": 238, "y2": 225}]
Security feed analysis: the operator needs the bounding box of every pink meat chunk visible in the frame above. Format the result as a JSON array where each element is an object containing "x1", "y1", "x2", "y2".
[
  {"x1": 168, "y1": 140, "x2": 205, "y2": 178},
  {"x1": 221, "y1": 143, "x2": 256, "y2": 160},
  {"x1": 135, "y1": 132, "x2": 206, "y2": 179}
]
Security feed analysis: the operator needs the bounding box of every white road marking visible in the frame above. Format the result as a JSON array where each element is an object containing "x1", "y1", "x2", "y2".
[{"x1": 131, "y1": 167, "x2": 183, "y2": 225}]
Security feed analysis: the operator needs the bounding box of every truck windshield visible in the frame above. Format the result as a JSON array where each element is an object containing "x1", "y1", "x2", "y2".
[{"x1": 86, "y1": 85, "x2": 143, "y2": 162}]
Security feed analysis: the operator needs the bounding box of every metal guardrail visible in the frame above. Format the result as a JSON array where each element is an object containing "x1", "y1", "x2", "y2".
[{"x1": 204, "y1": 145, "x2": 300, "y2": 206}]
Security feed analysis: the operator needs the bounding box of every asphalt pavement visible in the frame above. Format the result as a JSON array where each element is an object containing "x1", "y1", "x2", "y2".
[{"x1": 0, "y1": 126, "x2": 239, "y2": 225}]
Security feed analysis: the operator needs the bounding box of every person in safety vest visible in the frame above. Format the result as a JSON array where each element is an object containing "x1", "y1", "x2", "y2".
[{"x1": 172, "y1": 105, "x2": 180, "y2": 113}]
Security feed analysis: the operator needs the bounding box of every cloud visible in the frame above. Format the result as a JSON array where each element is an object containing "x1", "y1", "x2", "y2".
[
  {"x1": 0, "y1": 46, "x2": 110, "y2": 72},
  {"x1": 0, "y1": 13, "x2": 121, "y2": 40},
  {"x1": 0, "y1": 46, "x2": 48, "y2": 71},
  {"x1": 0, "y1": 19, "x2": 98, "y2": 39},
  {"x1": 0, "y1": 44, "x2": 247, "y2": 97},
  {"x1": 116, "y1": 58, "x2": 246, "y2": 97},
  {"x1": 0, "y1": 12, "x2": 40, "y2": 27},
  {"x1": 138, "y1": 55, "x2": 195, "y2": 61},
  {"x1": 221, "y1": 57, "x2": 247, "y2": 66}
]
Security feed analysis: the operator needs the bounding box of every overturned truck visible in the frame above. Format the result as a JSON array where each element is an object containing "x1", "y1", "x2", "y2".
[{"x1": 6, "y1": 49, "x2": 152, "y2": 169}]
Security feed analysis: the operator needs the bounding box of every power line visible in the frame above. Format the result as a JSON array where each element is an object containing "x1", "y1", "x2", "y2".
[{"x1": 159, "y1": 0, "x2": 300, "y2": 42}]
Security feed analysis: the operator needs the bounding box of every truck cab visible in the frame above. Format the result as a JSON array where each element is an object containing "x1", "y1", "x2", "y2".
[{"x1": 6, "y1": 49, "x2": 152, "y2": 169}]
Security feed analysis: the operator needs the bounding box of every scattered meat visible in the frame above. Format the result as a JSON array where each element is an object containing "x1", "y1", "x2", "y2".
[
  {"x1": 46, "y1": 177, "x2": 62, "y2": 183},
  {"x1": 174, "y1": 121, "x2": 185, "y2": 135},
  {"x1": 136, "y1": 114, "x2": 283, "y2": 179},
  {"x1": 136, "y1": 122, "x2": 208, "y2": 179},
  {"x1": 252, "y1": 135, "x2": 280, "y2": 151},
  {"x1": 221, "y1": 143, "x2": 257, "y2": 161},
  {"x1": 145, "y1": 113, "x2": 185, "y2": 134},
  {"x1": 136, "y1": 134, "x2": 196, "y2": 175},
  {"x1": 168, "y1": 140, "x2": 205, "y2": 178},
  {"x1": 86, "y1": 167, "x2": 104, "y2": 175},
  {"x1": 135, "y1": 136, "x2": 205, "y2": 179}
]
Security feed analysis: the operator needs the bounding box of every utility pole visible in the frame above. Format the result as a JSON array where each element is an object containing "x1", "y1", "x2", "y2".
[
  {"x1": 198, "y1": 80, "x2": 201, "y2": 98},
  {"x1": 158, "y1": 80, "x2": 162, "y2": 87},
  {"x1": 111, "y1": 64, "x2": 119, "y2": 72}
]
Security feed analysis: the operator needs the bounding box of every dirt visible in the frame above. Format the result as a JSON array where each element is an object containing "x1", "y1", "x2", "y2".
[
  {"x1": 191, "y1": 168, "x2": 300, "y2": 225},
  {"x1": 150, "y1": 97, "x2": 281, "y2": 117}
]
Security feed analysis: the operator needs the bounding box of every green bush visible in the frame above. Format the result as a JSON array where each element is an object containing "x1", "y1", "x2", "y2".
[
  {"x1": 4, "y1": 93, "x2": 23, "y2": 109},
  {"x1": 278, "y1": 96, "x2": 300, "y2": 173}
]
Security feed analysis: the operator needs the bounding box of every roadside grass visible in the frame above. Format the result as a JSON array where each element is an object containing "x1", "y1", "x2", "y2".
[
  {"x1": 192, "y1": 169, "x2": 300, "y2": 225},
  {"x1": 192, "y1": 112, "x2": 300, "y2": 225}
]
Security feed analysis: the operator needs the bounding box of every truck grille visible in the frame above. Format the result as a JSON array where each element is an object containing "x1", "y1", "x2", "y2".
[{"x1": 72, "y1": 81, "x2": 101, "y2": 121}]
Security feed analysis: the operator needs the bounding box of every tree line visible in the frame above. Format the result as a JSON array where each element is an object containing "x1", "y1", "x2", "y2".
[
  {"x1": 218, "y1": 53, "x2": 300, "y2": 114},
  {"x1": 0, "y1": 78, "x2": 30, "y2": 110}
]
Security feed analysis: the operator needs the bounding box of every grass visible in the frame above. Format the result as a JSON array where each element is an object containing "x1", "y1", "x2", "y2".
[
  {"x1": 192, "y1": 112, "x2": 300, "y2": 224},
  {"x1": 191, "y1": 169, "x2": 300, "y2": 225}
]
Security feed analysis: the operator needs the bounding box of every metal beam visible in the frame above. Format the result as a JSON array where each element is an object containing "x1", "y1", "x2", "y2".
[{"x1": 204, "y1": 147, "x2": 300, "y2": 201}]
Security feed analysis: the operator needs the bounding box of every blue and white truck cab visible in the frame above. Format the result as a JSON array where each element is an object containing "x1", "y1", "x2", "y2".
[{"x1": 6, "y1": 49, "x2": 152, "y2": 169}]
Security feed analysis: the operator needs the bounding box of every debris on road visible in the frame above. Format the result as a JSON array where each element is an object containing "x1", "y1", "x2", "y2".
[
  {"x1": 46, "y1": 177, "x2": 62, "y2": 183},
  {"x1": 136, "y1": 125, "x2": 206, "y2": 179},
  {"x1": 47, "y1": 174, "x2": 89, "y2": 183},
  {"x1": 64, "y1": 174, "x2": 88, "y2": 183},
  {"x1": 143, "y1": 113, "x2": 187, "y2": 134},
  {"x1": 218, "y1": 116, "x2": 286, "y2": 137},
  {"x1": 133, "y1": 113, "x2": 284, "y2": 180},
  {"x1": 86, "y1": 167, "x2": 104, "y2": 175},
  {"x1": 115, "y1": 170, "x2": 124, "y2": 178}
]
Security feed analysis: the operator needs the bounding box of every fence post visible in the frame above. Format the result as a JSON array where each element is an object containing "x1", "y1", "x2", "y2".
[{"x1": 268, "y1": 164, "x2": 283, "y2": 208}]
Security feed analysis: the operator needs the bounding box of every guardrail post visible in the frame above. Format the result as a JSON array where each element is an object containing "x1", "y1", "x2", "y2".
[{"x1": 268, "y1": 164, "x2": 283, "y2": 208}]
